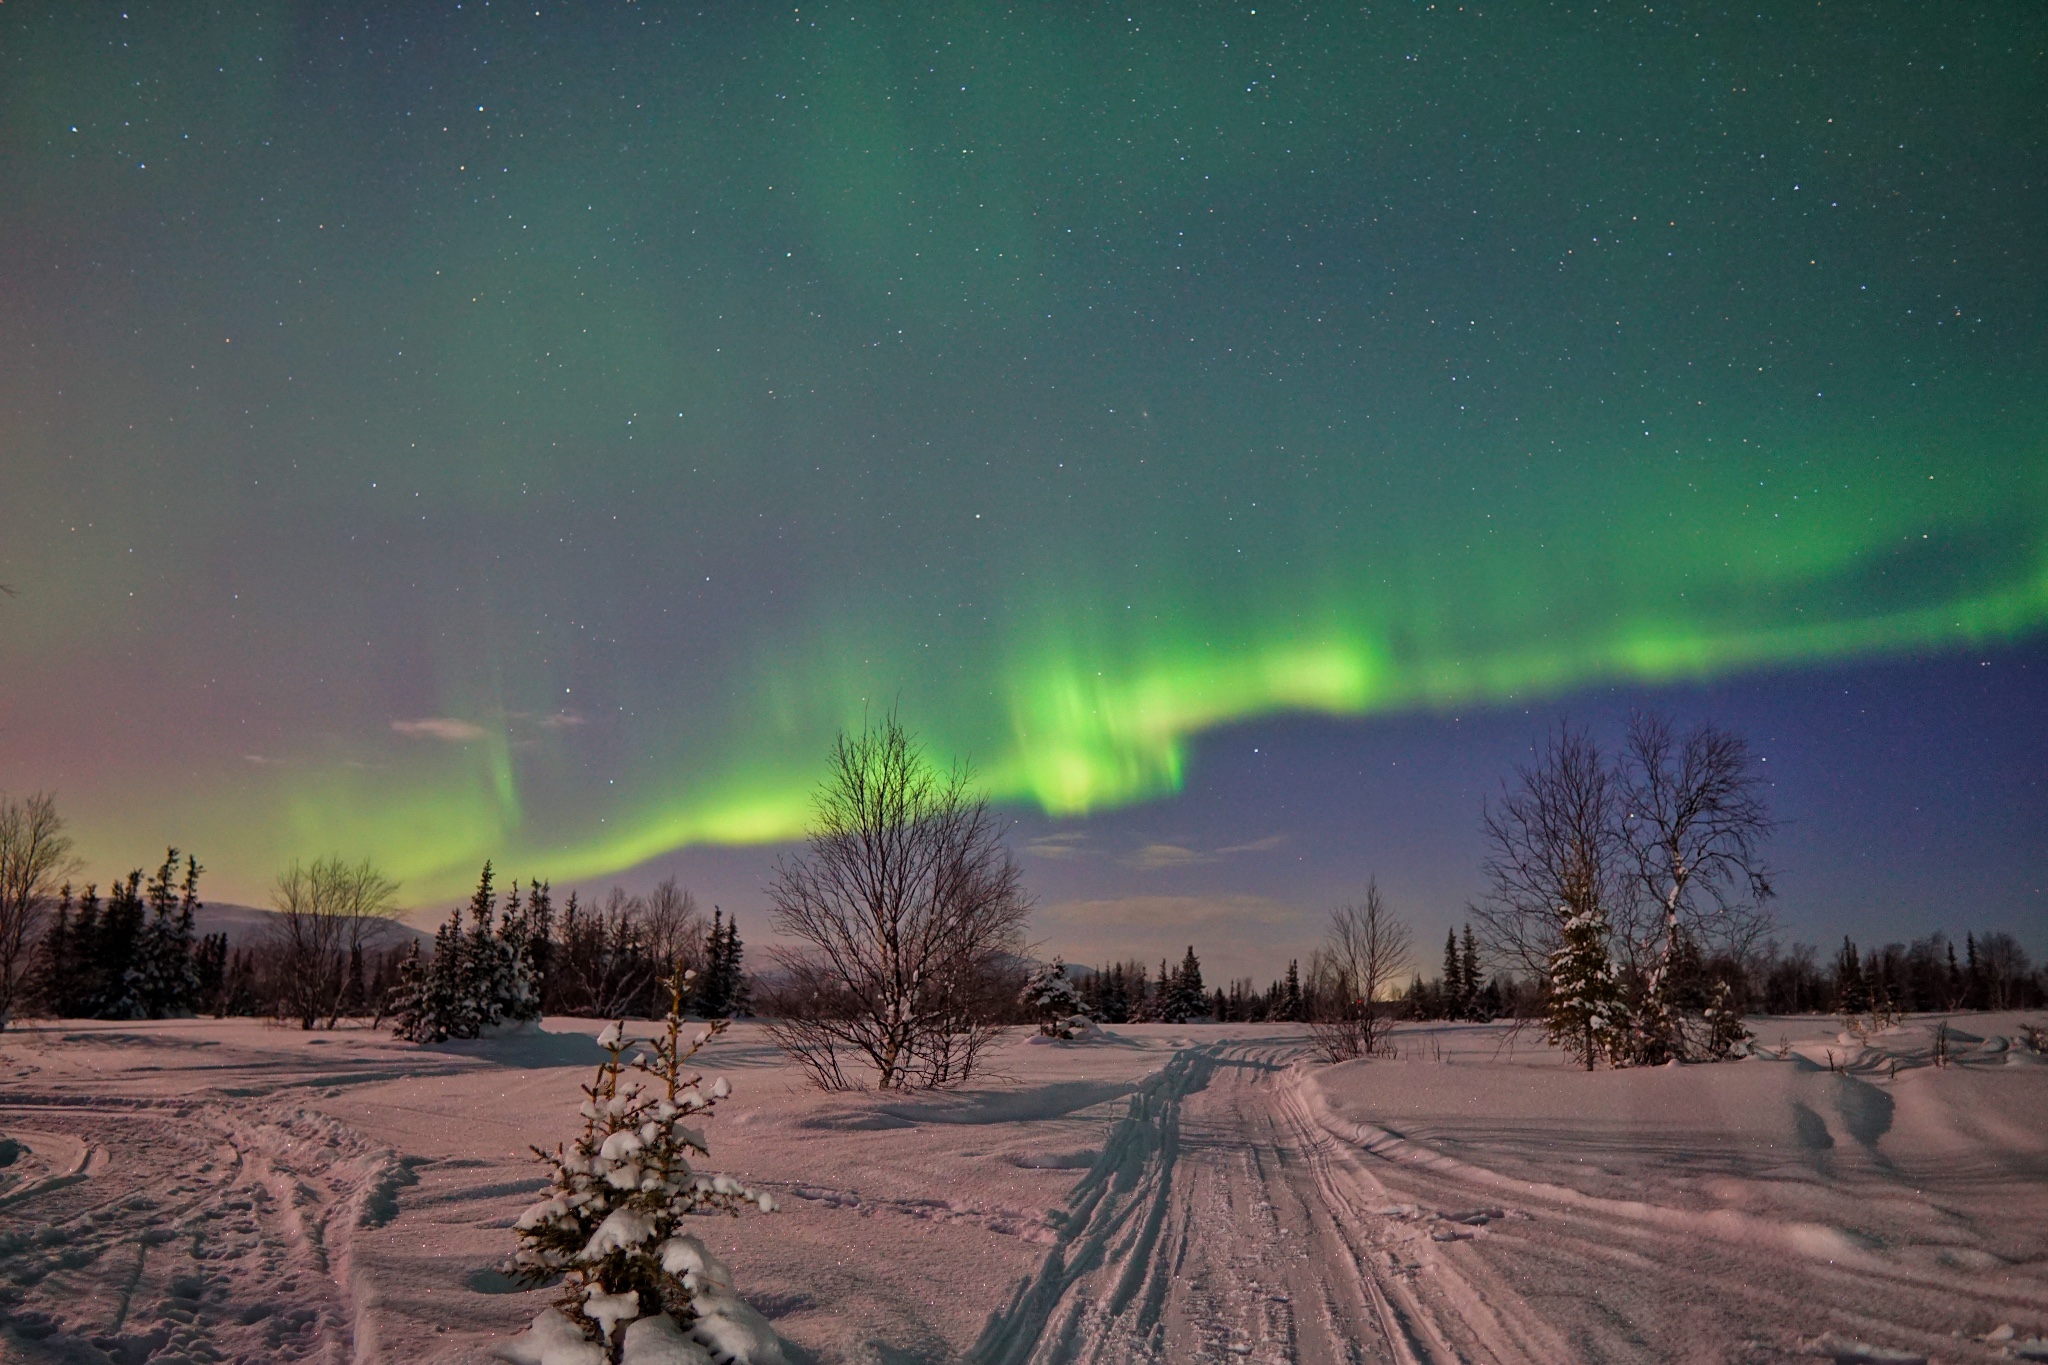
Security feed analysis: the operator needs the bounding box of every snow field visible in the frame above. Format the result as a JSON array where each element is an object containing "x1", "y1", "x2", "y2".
[{"x1": 0, "y1": 1012, "x2": 2041, "y2": 1363}]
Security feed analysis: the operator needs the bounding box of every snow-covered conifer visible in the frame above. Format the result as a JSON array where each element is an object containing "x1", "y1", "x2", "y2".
[
  {"x1": 498, "y1": 968, "x2": 784, "y2": 1365},
  {"x1": 129, "y1": 850, "x2": 201, "y2": 1019},
  {"x1": 1021, "y1": 958, "x2": 1089, "y2": 1038},
  {"x1": 391, "y1": 864, "x2": 541, "y2": 1043},
  {"x1": 1546, "y1": 903, "x2": 1620, "y2": 1070},
  {"x1": 387, "y1": 941, "x2": 428, "y2": 1039},
  {"x1": 1280, "y1": 959, "x2": 1304, "y2": 1022},
  {"x1": 1159, "y1": 946, "x2": 1205, "y2": 1023},
  {"x1": 1700, "y1": 979, "x2": 1751, "y2": 1060}
]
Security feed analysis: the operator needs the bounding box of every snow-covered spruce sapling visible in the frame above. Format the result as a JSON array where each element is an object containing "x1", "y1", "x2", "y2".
[
  {"x1": 501, "y1": 968, "x2": 782, "y2": 1365},
  {"x1": 1546, "y1": 903, "x2": 1622, "y2": 1071},
  {"x1": 1700, "y1": 979, "x2": 1752, "y2": 1061},
  {"x1": 1021, "y1": 958, "x2": 1090, "y2": 1039}
]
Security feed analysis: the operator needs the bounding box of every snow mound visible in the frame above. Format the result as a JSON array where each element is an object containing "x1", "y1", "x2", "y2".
[
  {"x1": 496, "y1": 1308, "x2": 608, "y2": 1365},
  {"x1": 494, "y1": 1297, "x2": 787, "y2": 1365},
  {"x1": 1024, "y1": 1015, "x2": 1107, "y2": 1044}
]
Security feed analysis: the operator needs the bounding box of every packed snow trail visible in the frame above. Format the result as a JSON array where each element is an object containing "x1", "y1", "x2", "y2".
[{"x1": 969, "y1": 1040, "x2": 1556, "y2": 1365}]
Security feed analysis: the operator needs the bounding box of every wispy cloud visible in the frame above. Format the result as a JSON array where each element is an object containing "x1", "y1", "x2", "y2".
[
  {"x1": 1125, "y1": 842, "x2": 1212, "y2": 871},
  {"x1": 538, "y1": 710, "x2": 588, "y2": 730},
  {"x1": 241, "y1": 753, "x2": 285, "y2": 767},
  {"x1": 1025, "y1": 832, "x2": 1094, "y2": 861},
  {"x1": 391, "y1": 717, "x2": 491, "y2": 743},
  {"x1": 1121, "y1": 833, "x2": 1289, "y2": 870}
]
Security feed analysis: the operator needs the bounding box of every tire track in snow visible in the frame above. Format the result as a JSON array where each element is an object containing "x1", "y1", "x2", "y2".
[{"x1": 968, "y1": 1041, "x2": 1544, "y2": 1365}]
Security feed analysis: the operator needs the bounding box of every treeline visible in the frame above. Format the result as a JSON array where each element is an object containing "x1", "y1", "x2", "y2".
[
  {"x1": 30, "y1": 851, "x2": 228, "y2": 1020},
  {"x1": 1070, "y1": 948, "x2": 1216, "y2": 1023},
  {"x1": 387, "y1": 864, "x2": 751, "y2": 1042},
  {"x1": 1743, "y1": 931, "x2": 2040, "y2": 1016},
  {"x1": 1388, "y1": 926, "x2": 2045, "y2": 1024},
  {"x1": 5, "y1": 833, "x2": 752, "y2": 1032}
]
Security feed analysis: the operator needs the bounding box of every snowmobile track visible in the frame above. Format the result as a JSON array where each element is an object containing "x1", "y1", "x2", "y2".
[{"x1": 969, "y1": 1041, "x2": 1553, "y2": 1365}]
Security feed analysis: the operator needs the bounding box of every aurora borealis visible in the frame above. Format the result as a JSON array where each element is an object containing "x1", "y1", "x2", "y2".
[{"x1": 3, "y1": 3, "x2": 2045, "y2": 918}]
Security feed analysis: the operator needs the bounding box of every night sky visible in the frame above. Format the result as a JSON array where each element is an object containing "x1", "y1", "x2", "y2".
[{"x1": 3, "y1": 3, "x2": 2043, "y2": 978}]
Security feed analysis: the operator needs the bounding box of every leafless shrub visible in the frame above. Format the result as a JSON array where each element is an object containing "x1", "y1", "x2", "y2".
[
  {"x1": 1307, "y1": 883, "x2": 1412, "y2": 1063},
  {"x1": 269, "y1": 856, "x2": 400, "y2": 1029},
  {"x1": 0, "y1": 792, "x2": 79, "y2": 1027},
  {"x1": 764, "y1": 715, "x2": 1030, "y2": 1091},
  {"x1": 640, "y1": 877, "x2": 706, "y2": 980}
]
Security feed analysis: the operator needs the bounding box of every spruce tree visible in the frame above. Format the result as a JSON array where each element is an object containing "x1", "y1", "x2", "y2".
[
  {"x1": 494, "y1": 880, "x2": 541, "y2": 1025},
  {"x1": 698, "y1": 910, "x2": 733, "y2": 1018},
  {"x1": 1701, "y1": 979, "x2": 1751, "y2": 1060},
  {"x1": 1165, "y1": 946, "x2": 1205, "y2": 1022},
  {"x1": 1835, "y1": 937, "x2": 1870, "y2": 1016},
  {"x1": 32, "y1": 888, "x2": 76, "y2": 1017},
  {"x1": 94, "y1": 872, "x2": 146, "y2": 1019},
  {"x1": 503, "y1": 970, "x2": 776, "y2": 1358},
  {"x1": 416, "y1": 905, "x2": 468, "y2": 1041},
  {"x1": 1103, "y1": 964, "x2": 1130, "y2": 1024},
  {"x1": 1459, "y1": 925, "x2": 1481, "y2": 1021},
  {"x1": 1281, "y1": 959, "x2": 1303, "y2": 1022},
  {"x1": 716, "y1": 915, "x2": 748, "y2": 1017},
  {"x1": 524, "y1": 880, "x2": 555, "y2": 1006},
  {"x1": 1546, "y1": 903, "x2": 1621, "y2": 1070},
  {"x1": 1441, "y1": 930, "x2": 1462, "y2": 1021},
  {"x1": 1021, "y1": 958, "x2": 1087, "y2": 1037},
  {"x1": 130, "y1": 850, "x2": 201, "y2": 1019},
  {"x1": 458, "y1": 864, "x2": 502, "y2": 1036},
  {"x1": 340, "y1": 941, "x2": 367, "y2": 1020},
  {"x1": 389, "y1": 941, "x2": 431, "y2": 1042}
]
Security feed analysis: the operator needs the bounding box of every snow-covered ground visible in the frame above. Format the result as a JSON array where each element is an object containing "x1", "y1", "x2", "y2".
[{"x1": 0, "y1": 1013, "x2": 2043, "y2": 1364}]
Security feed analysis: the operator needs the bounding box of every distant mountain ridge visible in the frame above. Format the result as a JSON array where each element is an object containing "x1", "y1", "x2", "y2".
[{"x1": 190, "y1": 902, "x2": 432, "y2": 949}]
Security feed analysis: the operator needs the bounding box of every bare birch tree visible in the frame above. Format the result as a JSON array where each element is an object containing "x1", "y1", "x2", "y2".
[
  {"x1": 1617, "y1": 711, "x2": 1775, "y2": 1060},
  {"x1": 270, "y1": 855, "x2": 400, "y2": 1029},
  {"x1": 641, "y1": 877, "x2": 706, "y2": 980},
  {"x1": 1473, "y1": 723, "x2": 1626, "y2": 979},
  {"x1": 1308, "y1": 882, "x2": 1412, "y2": 1061},
  {"x1": 765, "y1": 715, "x2": 1030, "y2": 1091},
  {"x1": 0, "y1": 792, "x2": 79, "y2": 1026}
]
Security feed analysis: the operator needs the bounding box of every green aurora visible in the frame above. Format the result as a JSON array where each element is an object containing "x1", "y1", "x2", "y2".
[{"x1": 1, "y1": 2, "x2": 2043, "y2": 900}]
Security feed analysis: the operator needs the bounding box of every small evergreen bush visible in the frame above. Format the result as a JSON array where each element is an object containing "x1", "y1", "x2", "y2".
[{"x1": 497, "y1": 968, "x2": 782, "y2": 1365}]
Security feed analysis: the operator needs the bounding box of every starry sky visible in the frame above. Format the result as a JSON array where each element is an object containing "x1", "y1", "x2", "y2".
[{"x1": 3, "y1": 3, "x2": 2043, "y2": 977}]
